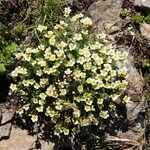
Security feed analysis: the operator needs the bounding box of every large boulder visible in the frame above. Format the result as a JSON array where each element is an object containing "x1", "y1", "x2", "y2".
[
  {"x1": 88, "y1": 0, "x2": 122, "y2": 32},
  {"x1": 140, "y1": 23, "x2": 150, "y2": 40},
  {"x1": 134, "y1": 0, "x2": 150, "y2": 13}
]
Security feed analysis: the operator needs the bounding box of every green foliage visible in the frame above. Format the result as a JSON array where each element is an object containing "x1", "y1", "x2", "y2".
[
  {"x1": 141, "y1": 58, "x2": 150, "y2": 67},
  {"x1": 144, "y1": 14, "x2": 150, "y2": 24},
  {"x1": 0, "y1": 42, "x2": 19, "y2": 73},
  {"x1": 134, "y1": 12, "x2": 144, "y2": 24},
  {"x1": 0, "y1": 0, "x2": 68, "y2": 74},
  {"x1": 120, "y1": 8, "x2": 128, "y2": 17}
]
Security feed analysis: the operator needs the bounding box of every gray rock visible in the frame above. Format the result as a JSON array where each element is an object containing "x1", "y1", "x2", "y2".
[
  {"x1": 0, "y1": 123, "x2": 12, "y2": 140},
  {"x1": 116, "y1": 48, "x2": 144, "y2": 101},
  {"x1": 134, "y1": 0, "x2": 150, "y2": 13},
  {"x1": 0, "y1": 108, "x2": 14, "y2": 140},
  {"x1": 140, "y1": 23, "x2": 150, "y2": 40},
  {"x1": 88, "y1": 0, "x2": 122, "y2": 31}
]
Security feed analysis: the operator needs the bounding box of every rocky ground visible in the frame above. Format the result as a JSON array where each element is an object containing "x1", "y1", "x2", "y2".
[{"x1": 0, "y1": 0, "x2": 150, "y2": 149}]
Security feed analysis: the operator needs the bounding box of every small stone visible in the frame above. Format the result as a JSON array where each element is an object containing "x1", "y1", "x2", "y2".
[
  {"x1": 0, "y1": 108, "x2": 15, "y2": 140},
  {"x1": 1, "y1": 109, "x2": 14, "y2": 124},
  {"x1": 0, "y1": 123, "x2": 12, "y2": 140},
  {"x1": 140, "y1": 23, "x2": 150, "y2": 40}
]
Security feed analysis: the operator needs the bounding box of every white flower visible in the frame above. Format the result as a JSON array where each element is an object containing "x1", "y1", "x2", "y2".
[
  {"x1": 37, "y1": 25, "x2": 47, "y2": 32},
  {"x1": 49, "y1": 38, "x2": 56, "y2": 45},
  {"x1": 118, "y1": 67, "x2": 127, "y2": 77},
  {"x1": 10, "y1": 84, "x2": 17, "y2": 92},
  {"x1": 80, "y1": 17, "x2": 92, "y2": 27},
  {"x1": 17, "y1": 108, "x2": 24, "y2": 115},
  {"x1": 44, "y1": 31, "x2": 54, "y2": 38},
  {"x1": 69, "y1": 43, "x2": 77, "y2": 51},
  {"x1": 73, "y1": 33, "x2": 82, "y2": 41},
  {"x1": 31, "y1": 115, "x2": 38, "y2": 122},
  {"x1": 100, "y1": 111, "x2": 109, "y2": 119},
  {"x1": 15, "y1": 52, "x2": 24, "y2": 59},
  {"x1": 23, "y1": 104, "x2": 30, "y2": 111},
  {"x1": 123, "y1": 95, "x2": 130, "y2": 103},
  {"x1": 55, "y1": 104, "x2": 63, "y2": 110},
  {"x1": 73, "y1": 109, "x2": 80, "y2": 118},
  {"x1": 36, "y1": 70, "x2": 43, "y2": 76},
  {"x1": 77, "y1": 85, "x2": 83, "y2": 93},
  {"x1": 84, "y1": 106, "x2": 91, "y2": 112},
  {"x1": 11, "y1": 70, "x2": 18, "y2": 77},
  {"x1": 65, "y1": 68, "x2": 72, "y2": 75},
  {"x1": 97, "y1": 98, "x2": 103, "y2": 105},
  {"x1": 64, "y1": 7, "x2": 71, "y2": 17},
  {"x1": 36, "y1": 106, "x2": 43, "y2": 112},
  {"x1": 111, "y1": 94, "x2": 120, "y2": 101},
  {"x1": 39, "y1": 93, "x2": 47, "y2": 100}
]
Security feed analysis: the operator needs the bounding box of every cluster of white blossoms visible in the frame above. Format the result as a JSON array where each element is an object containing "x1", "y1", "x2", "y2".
[{"x1": 10, "y1": 7, "x2": 130, "y2": 136}]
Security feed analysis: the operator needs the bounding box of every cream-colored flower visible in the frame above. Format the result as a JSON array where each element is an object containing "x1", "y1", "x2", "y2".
[
  {"x1": 31, "y1": 115, "x2": 38, "y2": 122},
  {"x1": 104, "y1": 63, "x2": 112, "y2": 72},
  {"x1": 49, "y1": 38, "x2": 56, "y2": 45},
  {"x1": 96, "y1": 32, "x2": 107, "y2": 39},
  {"x1": 40, "y1": 78, "x2": 49, "y2": 86},
  {"x1": 100, "y1": 110, "x2": 109, "y2": 119},
  {"x1": 84, "y1": 105, "x2": 91, "y2": 112},
  {"x1": 64, "y1": 7, "x2": 71, "y2": 17},
  {"x1": 118, "y1": 67, "x2": 127, "y2": 77},
  {"x1": 73, "y1": 33, "x2": 82, "y2": 41},
  {"x1": 81, "y1": 30, "x2": 88, "y2": 35},
  {"x1": 100, "y1": 70, "x2": 108, "y2": 77},
  {"x1": 17, "y1": 108, "x2": 24, "y2": 115},
  {"x1": 11, "y1": 70, "x2": 18, "y2": 77},
  {"x1": 55, "y1": 104, "x2": 63, "y2": 110},
  {"x1": 97, "y1": 98, "x2": 104, "y2": 105},
  {"x1": 58, "y1": 41, "x2": 67, "y2": 48},
  {"x1": 80, "y1": 17, "x2": 92, "y2": 27},
  {"x1": 63, "y1": 128, "x2": 69, "y2": 135},
  {"x1": 39, "y1": 93, "x2": 47, "y2": 100},
  {"x1": 36, "y1": 106, "x2": 43, "y2": 112},
  {"x1": 36, "y1": 70, "x2": 43, "y2": 76},
  {"x1": 73, "y1": 109, "x2": 80, "y2": 118},
  {"x1": 55, "y1": 50, "x2": 64, "y2": 58},
  {"x1": 31, "y1": 48, "x2": 39, "y2": 53},
  {"x1": 32, "y1": 98, "x2": 39, "y2": 104},
  {"x1": 77, "y1": 57, "x2": 85, "y2": 65},
  {"x1": 111, "y1": 94, "x2": 120, "y2": 101},
  {"x1": 26, "y1": 47, "x2": 32, "y2": 53},
  {"x1": 69, "y1": 43, "x2": 77, "y2": 51},
  {"x1": 123, "y1": 95, "x2": 130, "y2": 103},
  {"x1": 65, "y1": 68, "x2": 72, "y2": 75},
  {"x1": 77, "y1": 85, "x2": 83, "y2": 93},
  {"x1": 67, "y1": 59, "x2": 75, "y2": 67},
  {"x1": 44, "y1": 31, "x2": 54, "y2": 38},
  {"x1": 37, "y1": 25, "x2": 47, "y2": 32},
  {"x1": 15, "y1": 52, "x2": 24, "y2": 59},
  {"x1": 59, "y1": 89, "x2": 67, "y2": 96},
  {"x1": 23, "y1": 104, "x2": 30, "y2": 111},
  {"x1": 34, "y1": 83, "x2": 40, "y2": 89},
  {"x1": 10, "y1": 84, "x2": 17, "y2": 92},
  {"x1": 24, "y1": 53, "x2": 31, "y2": 62},
  {"x1": 22, "y1": 80, "x2": 30, "y2": 87},
  {"x1": 110, "y1": 70, "x2": 116, "y2": 77},
  {"x1": 46, "y1": 85, "x2": 58, "y2": 98},
  {"x1": 37, "y1": 59, "x2": 47, "y2": 67},
  {"x1": 85, "y1": 100, "x2": 93, "y2": 105},
  {"x1": 83, "y1": 63, "x2": 91, "y2": 70}
]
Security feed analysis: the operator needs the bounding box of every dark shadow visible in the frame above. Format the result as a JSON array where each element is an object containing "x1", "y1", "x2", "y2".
[{"x1": 0, "y1": 73, "x2": 12, "y2": 103}]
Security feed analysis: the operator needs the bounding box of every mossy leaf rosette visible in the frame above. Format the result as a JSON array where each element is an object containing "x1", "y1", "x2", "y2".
[{"x1": 10, "y1": 7, "x2": 130, "y2": 136}]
